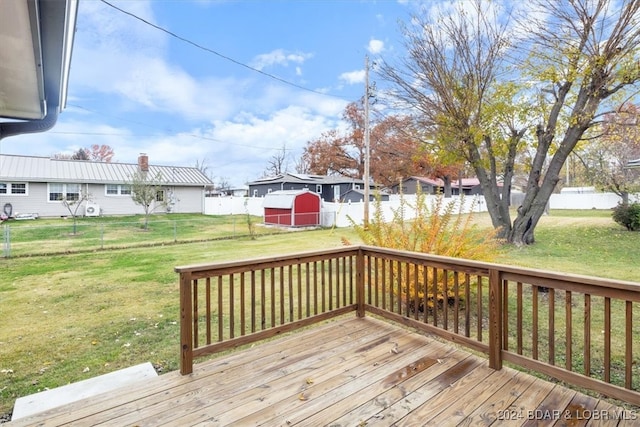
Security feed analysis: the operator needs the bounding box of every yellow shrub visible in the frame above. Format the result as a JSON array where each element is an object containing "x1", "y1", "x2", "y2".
[{"x1": 348, "y1": 190, "x2": 498, "y2": 311}]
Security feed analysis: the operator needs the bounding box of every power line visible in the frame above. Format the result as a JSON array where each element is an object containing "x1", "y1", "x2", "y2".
[
  {"x1": 99, "y1": 0, "x2": 348, "y2": 100},
  {"x1": 62, "y1": 104, "x2": 298, "y2": 152}
]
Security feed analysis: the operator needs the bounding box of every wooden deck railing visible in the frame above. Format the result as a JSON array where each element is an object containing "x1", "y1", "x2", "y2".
[{"x1": 176, "y1": 245, "x2": 640, "y2": 406}]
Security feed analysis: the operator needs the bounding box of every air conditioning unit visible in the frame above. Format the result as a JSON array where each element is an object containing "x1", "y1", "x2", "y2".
[{"x1": 85, "y1": 203, "x2": 100, "y2": 217}]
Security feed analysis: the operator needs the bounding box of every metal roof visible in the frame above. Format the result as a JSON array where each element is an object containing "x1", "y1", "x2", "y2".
[
  {"x1": 249, "y1": 172, "x2": 365, "y2": 185},
  {"x1": 263, "y1": 189, "x2": 320, "y2": 209},
  {"x1": 0, "y1": 154, "x2": 213, "y2": 186}
]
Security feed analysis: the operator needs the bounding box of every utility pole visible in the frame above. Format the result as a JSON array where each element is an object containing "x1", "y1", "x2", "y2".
[{"x1": 363, "y1": 55, "x2": 370, "y2": 228}]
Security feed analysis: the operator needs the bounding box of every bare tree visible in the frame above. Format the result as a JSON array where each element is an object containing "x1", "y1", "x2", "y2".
[
  {"x1": 129, "y1": 170, "x2": 167, "y2": 230},
  {"x1": 264, "y1": 144, "x2": 290, "y2": 177},
  {"x1": 62, "y1": 189, "x2": 92, "y2": 234},
  {"x1": 382, "y1": 0, "x2": 640, "y2": 245}
]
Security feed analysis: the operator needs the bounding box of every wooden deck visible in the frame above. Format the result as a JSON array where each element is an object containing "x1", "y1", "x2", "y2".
[{"x1": 7, "y1": 317, "x2": 636, "y2": 426}]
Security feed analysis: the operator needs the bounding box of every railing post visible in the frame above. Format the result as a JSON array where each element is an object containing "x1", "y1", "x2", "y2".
[
  {"x1": 356, "y1": 249, "x2": 365, "y2": 317},
  {"x1": 180, "y1": 271, "x2": 194, "y2": 374},
  {"x1": 488, "y1": 268, "x2": 502, "y2": 370}
]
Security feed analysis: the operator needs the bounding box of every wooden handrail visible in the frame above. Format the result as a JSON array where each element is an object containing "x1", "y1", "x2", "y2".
[{"x1": 176, "y1": 245, "x2": 640, "y2": 405}]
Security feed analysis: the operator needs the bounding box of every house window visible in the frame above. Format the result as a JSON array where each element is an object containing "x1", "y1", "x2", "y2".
[
  {"x1": 2, "y1": 182, "x2": 27, "y2": 195},
  {"x1": 49, "y1": 183, "x2": 64, "y2": 201},
  {"x1": 66, "y1": 184, "x2": 80, "y2": 201},
  {"x1": 253, "y1": 189, "x2": 258, "y2": 197},
  {"x1": 156, "y1": 190, "x2": 165, "y2": 202},
  {"x1": 105, "y1": 184, "x2": 132, "y2": 196},
  {"x1": 48, "y1": 183, "x2": 80, "y2": 201},
  {"x1": 315, "y1": 185, "x2": 322, "y2": 193},
  {"x1": 267, "y1": 188, "x2": 273, "y2": 193},
  {"x1": 106, "y1": 184, "x2": 118, "y2": 195}
]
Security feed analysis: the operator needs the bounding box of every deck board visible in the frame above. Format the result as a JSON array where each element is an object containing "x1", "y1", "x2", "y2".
[{"x1": 6, "y1": 316, "x2": 634, "y2": 427}]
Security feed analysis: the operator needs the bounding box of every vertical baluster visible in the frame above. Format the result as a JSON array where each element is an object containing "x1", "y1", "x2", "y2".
[
  {"x1": 218, "y1": 276, "x2": 223, "y2": 341},
  {"x1": 261, "y1": 270, "x2": 266, "y2": 330},
  {"x1": 584, "y1": 294, "x2": 591, "y2": 376},
  {"x1": 297, "y1": 264, "x2": 302, "y2": 320},
  {"x1": 422, "y1": 265, "x2": 429, "y2": 324},
  {"x1": 313, "y1": 262, "x2": 318, "y2": 315},
  {"x1": 270, "y1": 268, "x2": 276, "y2": 327},
  {"x1": 374, "y1": 257, "x2": 379, "y2": 308},
  {"x1": 502, "y1": 279, "x2": 508, "y2": 351},
  {"x1": 305, "y1": 262, "x2": 311, "y2": 317},
  {"x1": 366, "y1": 255, "x2": 372, "y2": 305},
  {"x1": 330, "y1": 258, "x2": 335, "y2": 310},
  {"x1": 381, "y1": 259, "x2": 387, "y2": 310},
  {"x1": 229, "y1": 274, "x2": 234, "y2": 339},
  {"x1": 549, "y1": 288, "x2": 555, "y2": 365},
  {"x1": 320, "y1": 260, "x2": 326, "y2": 313},
  {"x1": 413, "y1": 263, "x2": 419, "y2": 321},
  {"x1": 465, "y1": 274, "x2": 471, "y2": 337},
  {"x1": 206, "y1": 277, "x2": 211, "y2": 345},
  {"x1": 476, "y1": 275, "x2": 482, "y2": 340},
  {"x1": 442, "y1": 269, "x2": 448, "y2": 330},
  {"x1": 288, "y1": 265, "x2": 294, "y2": 322},
  {"x1": 193, "y1": 279, "x2": 199, "y2": 348},
  {"x1": 516, "y1": 282, "x2": 522, "y2": 354},
  {"x1": 341, "y1": 256, "x2": 347, "y2": 307},
  {"x1": 240, "y1": 272, "x2": 245, "y2": 336},
  {"x1": 625, "y1": 301, "x2": 633, "y2": 389},
  {"x1": 397, "y1": 260, "x2": 403, "y2": 315},
  {"x1": 251, "y1": 271, "x2": 256, "y2": 333},
  {"x1": 279, "y1": 266, "x2": 285, "y2": 325},
  {"x1": 532, "y1": 285, "x2": 539, "y2": 360},
  {"x1": 453, "y1": 271, "x2": 459, "y2": 333},
  {"x1": 604, "y1": 297, "x2": 611, "y2": 383},
  {"x1": 433, "y1": 267, "x2": 439, "y2": 328},
  {"x1": 565, "y1": 291, "x2": 572, "y2": 370},
  {"x1": 389, "y1": 260, "x2": 394, "y2": 313}
]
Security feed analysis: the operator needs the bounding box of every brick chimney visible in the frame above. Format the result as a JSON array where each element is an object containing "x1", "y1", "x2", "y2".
[{"x1": 138, "y1": 153, "x2": 149, "y2": 172}]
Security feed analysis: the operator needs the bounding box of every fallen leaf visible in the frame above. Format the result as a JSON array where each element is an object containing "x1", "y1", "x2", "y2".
[
  {"x1": 305, "y1": 378, "x2": 314, "y2": 385},
  {"x1": 298, "y1": 393, "x2": 308, "y2": 401}
]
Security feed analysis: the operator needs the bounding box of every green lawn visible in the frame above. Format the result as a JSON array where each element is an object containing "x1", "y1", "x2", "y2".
[{"x1": 0, "y1": 210, "x2": 638, "y2": 417}]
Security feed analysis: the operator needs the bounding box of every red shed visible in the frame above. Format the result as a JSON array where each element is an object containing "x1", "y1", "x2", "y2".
[{"x1": 263, "y1": 190, "x2": 321, "y2": 227}]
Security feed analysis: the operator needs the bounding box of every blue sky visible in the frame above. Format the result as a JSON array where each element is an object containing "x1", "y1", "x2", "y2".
[{"x1": 3, "y1": 0, "x2": 418, "y2": 187}]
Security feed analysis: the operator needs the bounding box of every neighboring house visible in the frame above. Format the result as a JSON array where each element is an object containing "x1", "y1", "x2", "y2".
[
  {"x1": 340, "y1": 189, "x2": 390, "y2": 203},
  {"x1": 391, "y1": 177, "x2": 441, "y2": 195},
  {"x1": 248, "y1": 173, "x2": 378, "y2": 202},
  {"x1": 0, "y1": 154, "x2": 213, "y2": 217},
  {"x1": 391, "y1": 176, "x2": 492, "y2": 196}
]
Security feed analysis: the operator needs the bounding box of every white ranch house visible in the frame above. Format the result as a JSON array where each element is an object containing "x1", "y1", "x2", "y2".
[{"x1": 0, "y1": 154, "x2": 213, "y2": 218}]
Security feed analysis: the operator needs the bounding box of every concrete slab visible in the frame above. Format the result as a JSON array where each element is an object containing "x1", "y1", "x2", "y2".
[{"x1": 12, "y1": 362, "x2": 157, "y2": 420}]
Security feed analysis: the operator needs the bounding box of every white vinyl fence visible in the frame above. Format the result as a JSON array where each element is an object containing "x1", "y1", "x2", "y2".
[
  {"x1": 205, "y1": 194, "x2": 486, "y2": 228},
  {"x1": 205, "y1": 191, "x2": 636, "y2": 228}
]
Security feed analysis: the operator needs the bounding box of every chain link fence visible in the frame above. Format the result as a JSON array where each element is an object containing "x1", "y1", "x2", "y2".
[{"x1": 1, "y1": 215, "x2": 272, "y2": 258}]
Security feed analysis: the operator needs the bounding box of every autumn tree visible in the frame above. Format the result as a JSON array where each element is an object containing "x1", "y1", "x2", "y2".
[
  {"x1": 301, "y1": 100, "x2": 421, "y2": 188},
  {"x1": 578, "y1": 104, "x2": 640, "y2": 203},
  {"x1": 381, "y1": 0, "x2": 640, "y2": 245},
  {"x1": 87, "y1": 144, "x2": 115, "y2": 162},
  {"x1": 53, "y1": 145, "x2": 115, "y2": 162}
]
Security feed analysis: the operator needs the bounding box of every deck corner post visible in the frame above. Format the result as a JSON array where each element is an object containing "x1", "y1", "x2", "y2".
[
  {"x1": 356, "y1": 248, "x2": 365, "y2": 318},
  {"x1": 179, "y1": 271, "x2": 194, "y2": 375},
  {"x1": 488, "y1": 268, "x2": 503, "y2": 370}
]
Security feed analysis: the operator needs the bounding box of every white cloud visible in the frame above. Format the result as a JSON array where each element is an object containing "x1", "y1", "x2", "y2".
[
  {"x1": 339, "y1": 70, "x2": 366, "y2": 85},
  {"x1": 368, "y1": 39, "x2": 385, "y2": 54},
  {"x1": 250, "y1": 49, "x2": 314, "y2": 71}
]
